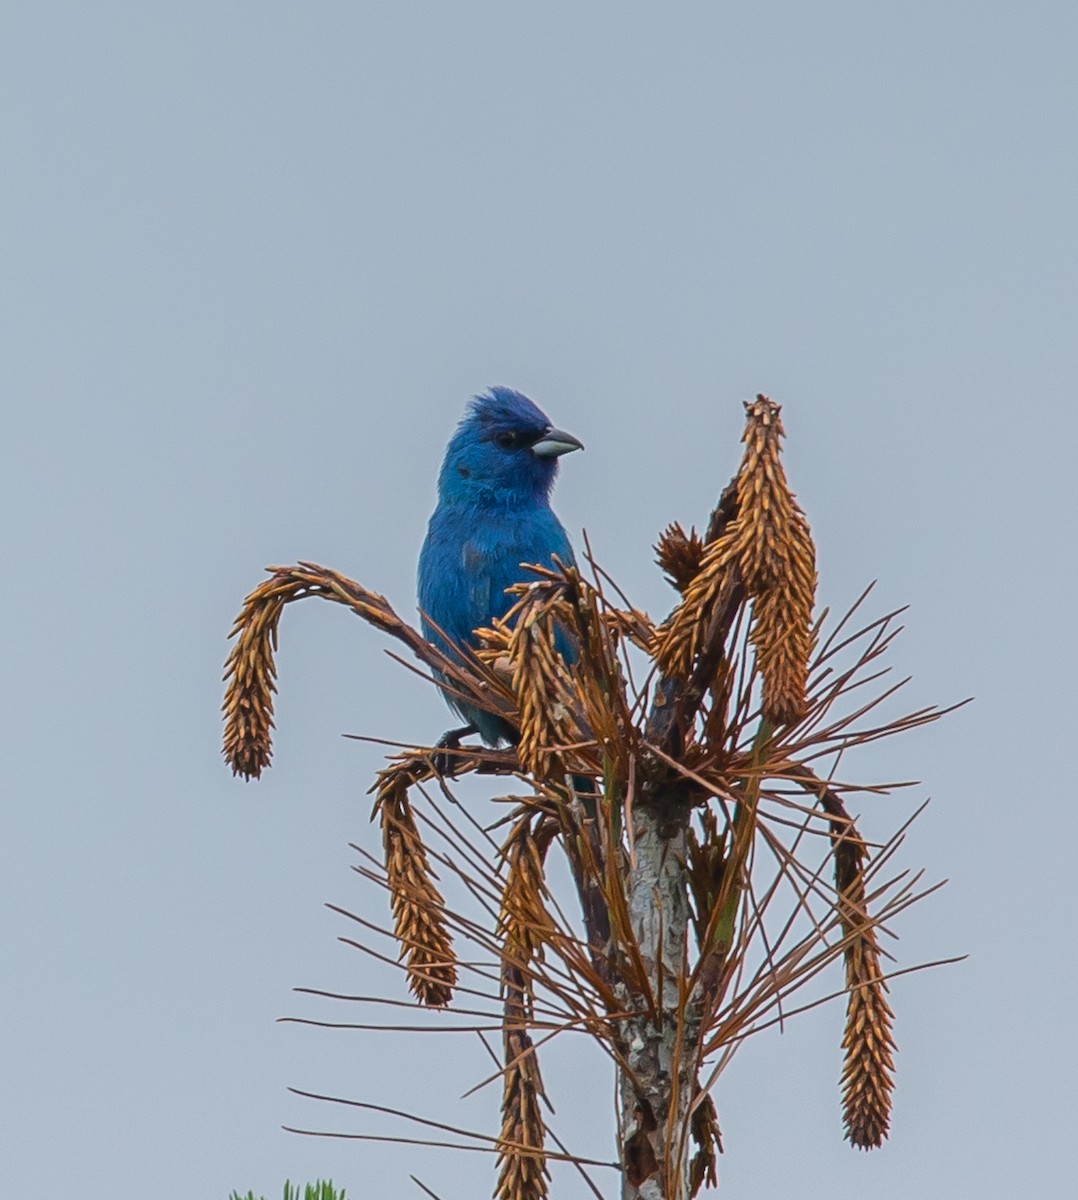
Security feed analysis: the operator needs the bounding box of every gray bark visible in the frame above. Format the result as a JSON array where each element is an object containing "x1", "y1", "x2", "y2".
[{"x1": 615, "y1": 803, "x2": 699, "y2": 1200}]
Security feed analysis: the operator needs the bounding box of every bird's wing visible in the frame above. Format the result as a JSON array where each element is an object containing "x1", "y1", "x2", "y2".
[
  {"x1": 467, "y1": 512, "x2": 576, "y2": 623},
  {"x1": 462, "y1": 539, "x2": 495, "y2": 633}
]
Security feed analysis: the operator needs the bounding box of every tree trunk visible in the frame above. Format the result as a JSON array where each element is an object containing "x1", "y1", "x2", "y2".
[{"x1": 616, "y1": 801, "x2": 697, "y2": 1200}]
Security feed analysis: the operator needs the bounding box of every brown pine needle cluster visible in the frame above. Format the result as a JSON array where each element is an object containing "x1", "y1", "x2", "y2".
[
  {"x1": 736, "y1": 397, "x2": 816, "y2": 725},
  {"x1": 658, "y1": 395, "x2": 817, "y2": 726},
  {"x1": 504, "y1": 585, "x2": 582, "y2": 780},
  {"x1": 656, "y1": 522, "x2": 707, "y2": 593},
  {"x1": 495, "y1": 817, "x2": 558, "y2": 1200},
  {"x1": 802, "y1": 767, "x2": 899, "y2": 1149},
  {"x1": 372, "y1": 762, "x2": 457, "y2": 1007},
  {"x1": 832, "y1": 819, "x2": 897, "y2": 1150},
  {"x1": 496, "y1": 1028, "x2": 550, "y2": 1200},
  {"x1": 499, "y1": 815, "x2": 559, "y2": 1017},
  {"x1": 840, "y1": 917, "x2": 896, "y2": 1150},
  {"x1": 221, "y1": 579, "x2": 286, "y2": 779},
  {"x1": 222, "y1": 395, "x2": 957, "y2": 1195},
  {"x1": 222, "y1": 561, "x2": 516, "y2": 780},
  {"x1": 689, "y1": 1094, "x2": 722, "y2": 1196}
]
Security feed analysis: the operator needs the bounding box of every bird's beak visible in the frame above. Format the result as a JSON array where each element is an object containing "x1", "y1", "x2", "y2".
[{"x1": 531, "y1": 427, "x2": 584, "y2": 458}]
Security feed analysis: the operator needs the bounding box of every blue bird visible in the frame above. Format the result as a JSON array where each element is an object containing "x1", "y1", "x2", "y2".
[{"x1": 418, "y1": 387, "x2": 583, "y2": 749}]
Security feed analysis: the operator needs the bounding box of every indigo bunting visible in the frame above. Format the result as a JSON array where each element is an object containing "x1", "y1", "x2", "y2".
[{"x1": 418, "y1": 387, "x2": 583, "y2": 747}]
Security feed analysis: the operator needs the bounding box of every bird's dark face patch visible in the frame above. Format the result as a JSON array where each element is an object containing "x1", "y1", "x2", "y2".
[
  {"x1": 492, "y1": 428, "x2": 541, "y2": 452},
  {"x1": 472, "y1": 389, "x2": 551, "y2": 453}
]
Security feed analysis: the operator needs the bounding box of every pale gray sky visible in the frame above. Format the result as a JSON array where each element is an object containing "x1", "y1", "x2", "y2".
[{"x1": 2, "y1": 3, "x2": 1075, "y2": 1197}]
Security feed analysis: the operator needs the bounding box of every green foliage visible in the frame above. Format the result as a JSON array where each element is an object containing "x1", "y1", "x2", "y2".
[{"x1": 229, "y1": 1181, "x2": 345, "y2": 1200}]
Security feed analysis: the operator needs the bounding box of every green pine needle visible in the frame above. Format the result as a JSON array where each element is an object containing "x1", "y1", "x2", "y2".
[{"x1": 229, "y1": 1180, "x2": 345, "y2": 1200}]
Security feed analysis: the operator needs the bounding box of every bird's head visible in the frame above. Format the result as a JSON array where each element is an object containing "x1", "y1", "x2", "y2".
[{"x1": 438, "y1": 387, "x2": 583, "y2": 505}]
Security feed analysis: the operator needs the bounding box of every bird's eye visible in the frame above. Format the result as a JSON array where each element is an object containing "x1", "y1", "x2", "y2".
[{"x1": 495, "y1": 431, "x2": 519, "y2": 449}]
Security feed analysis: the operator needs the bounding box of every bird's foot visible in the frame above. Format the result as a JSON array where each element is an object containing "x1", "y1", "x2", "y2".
[{"x1": 432, "y1": 725, "x2": 478, "y2": 777}]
